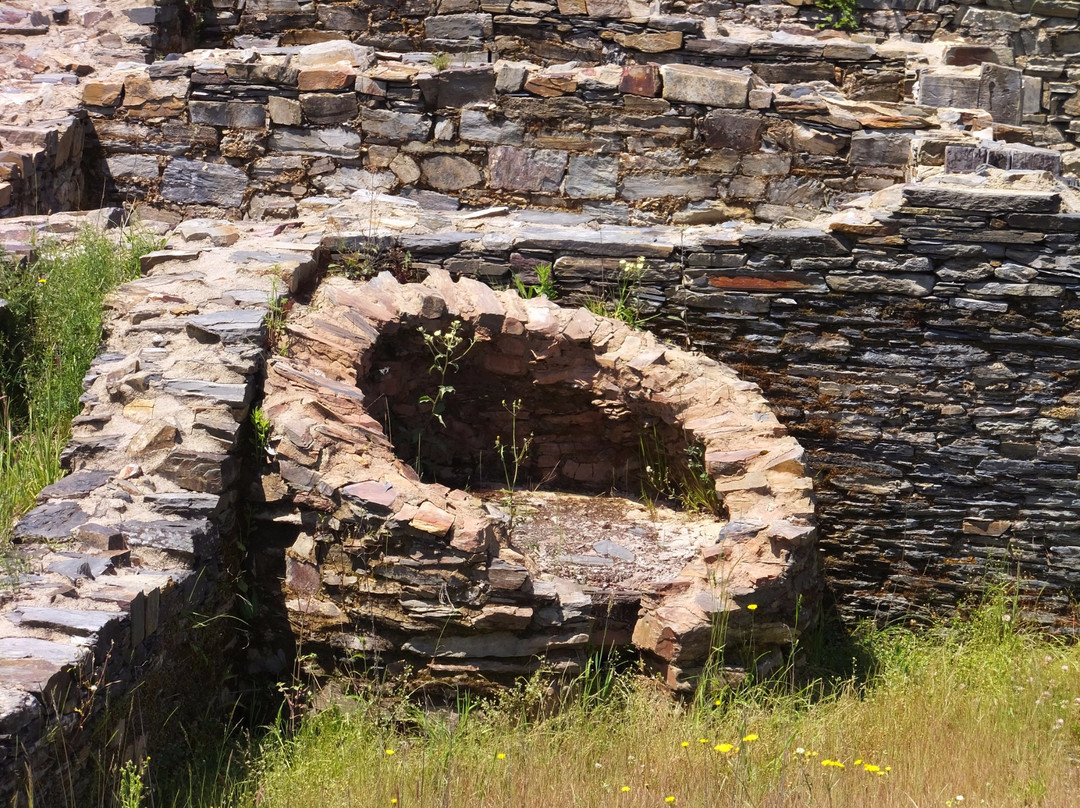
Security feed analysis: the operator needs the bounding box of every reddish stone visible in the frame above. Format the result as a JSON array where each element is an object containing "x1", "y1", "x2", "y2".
[{"x1": 619, "y1": 64, "x2": 661, "y2": 97}]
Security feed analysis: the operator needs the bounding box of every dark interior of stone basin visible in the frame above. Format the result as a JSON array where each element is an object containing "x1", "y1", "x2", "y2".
[{"x1": 359, "y1": 318, "x2": 718, "y2": 509}]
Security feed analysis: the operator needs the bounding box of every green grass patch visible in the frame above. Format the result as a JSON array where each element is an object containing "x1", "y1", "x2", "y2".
[
  {"x1": 167, "y1": 589, "x2": 1080, "y2": 808},
  {"x1": 0, "y1": 224, "x2": 159, "y2": 557}
]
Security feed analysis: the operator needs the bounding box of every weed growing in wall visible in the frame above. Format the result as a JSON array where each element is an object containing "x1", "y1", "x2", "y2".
[
  {"x1": 584, "y1": 256, "x2": 652, "y2": 329},
  {"x1": 815, "y1": 0, "x2": 859, "y2": 30},
  {"x1": 512, "y1": 261, "x2": 557, "y2": 300},
  {"x1": 414, "y1": 320, "x2": 476, "y2": 476}
]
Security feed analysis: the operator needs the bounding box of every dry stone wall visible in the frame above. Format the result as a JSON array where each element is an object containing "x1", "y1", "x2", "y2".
[
  {"x1": 319, "y1": 175, "x2": 1080, "y2": 626},
  {"x1": 0, "y1": 213, "x2": 321, "y2": 806},
  {"x1": 80, "y1": 36, "x2": 1075, "y2": 225}
]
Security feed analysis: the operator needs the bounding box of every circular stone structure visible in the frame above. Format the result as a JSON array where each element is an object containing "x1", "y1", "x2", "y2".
[{"x1": 258, "y1": 269, "x2": 818, "y2": 691}]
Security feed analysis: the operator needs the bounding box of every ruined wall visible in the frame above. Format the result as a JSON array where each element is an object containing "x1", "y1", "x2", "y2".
[
  {"x1": 338, "y1": 177, "x2": 1080, "y2": 626},
  {"x1": 0, "y1": 214, "x2": 322, "y2": 806}
]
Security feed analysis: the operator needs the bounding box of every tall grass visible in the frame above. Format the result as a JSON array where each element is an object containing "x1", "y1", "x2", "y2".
[
  {"x1": 0, "y1": 224, "x2": 158, "y2": 555},
  {"x1": 190, "y1": 589, "x2": 1080, "y2": 808}
]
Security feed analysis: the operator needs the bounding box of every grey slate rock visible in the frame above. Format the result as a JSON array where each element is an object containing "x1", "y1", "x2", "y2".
[
  {"x1": 459, "y1": 109, "x2": 524, "y2": 145},
  {"x1": 565, "y1": 155, "x2": 618, "y2": 199},
  {"x1": 161, "y1": 159, "x2": 247, "y2": 208},
  {"x1": 9, "y1": 607, "x2": 121, "y2": 638},
  {"x1": 187, "y1": 308, "x2": 267, "y2": 345},
  {"x1": 47, "y1": 555, "x2": 114, "y2": 582},
  {"x1": 742, "y1": 228, "x2": 849, "y2": 257},
  {"x1": 269, "y1": 126, "x2": 362, "y2": 158},
  {"x1": 161, "y1": 379, "x2": 251, "y2": 407},
  {"x1": 13, "y1": 501, "x2": 89, "y2": 543},
  {"x1": 902, "y1": 185, "x2": 1060, "y2": 214},
  {"x1": 120, "y1": 518, "x2": 218, "y2": 559},
  {"x1": 37, "y1": 470, "x2": 112, "y2": 501},
  {"x1": 143, "y1": 493, "x2": 222, "y2": 516}
]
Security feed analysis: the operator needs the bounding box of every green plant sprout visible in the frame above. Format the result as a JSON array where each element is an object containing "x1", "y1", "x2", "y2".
[
  {"x1": 639, "y1": 428, "x2": 723, "y2": 518},
  {"x1": 495, "y1": 398, "x2": 533, "y2": 529},
  {"x1": 513, "y1": 262, "x2": 557, "y2": 300},
  {"x1": 266, "y1": 277, "x2": 289, "y2": 355},
  {"x1": 415, "y1": 320, "x2": 477, "y2": 475},
  {"x1": 816, "y1": 0, "x2": 859, "y2": 30},
  {"x1": 584, "y1": 256, "x2": 652, "y2": 328},
  {"x1": 249, "y1": 406, "x2": 273, "y2": 458}
]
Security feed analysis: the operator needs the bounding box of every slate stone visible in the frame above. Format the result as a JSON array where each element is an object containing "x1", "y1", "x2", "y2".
[
  {"x1": 564, "y1": 155, "x2": 617, "y2": 199},
  {"x1": 0, "y1": 689, "x2": 40, "y2": 735},
  {"x1": 143, "y1": 493, "x2": 222, "y2": 516},
  {"x1": 120, "y1": 518, "x2": 218, "y2": 559},
  {"x1": 38, "y1": 470, "x2": 112, "y2": 500},
  {"x1": 104, "y1": 154, "x2": 160, "y2": 181},
  {"x1": 742, "y1": 228, "x2": 849, "y2": 257},
  {"x1": 459, "y1": 109, "x2": 524, "y2": 145},
  {"x1": 13, "y1": 501, "x2": 89, "y2": 543},
  {"x1": 488, "y1": 146, "x2": 567, "y2": 193},
  {"x1": 916, "y1": 69, "x2": 981, "y2": 110},
  {"x1": 593, "y1": 540, "x2": 635, "y2": 561},
  {"x1": 902, "y1": 185, "x2": 1060, "y2": 214},
  {"x1": 701, "y1": 111, "x2": 763, "y2": 151},
  {"x1": 424, "y1": 12, "x2": 493, "y2": 38},
  {"x1": 187, "y1": 308, "x2": 267, "y2": 345},
  {"x1": 301, "y1": 93, "x2": 358, "y2": 125},
  {"x1": 825, "y1": 273, "x2": 936, "y2": 297},
  {"x1": 0, "y1": 637, "x2": 88, "y2": 696},
  {"x1": 433, "y1": 66, "x2": 495, "y2": 108},
  {"x1": 420, "y1": 155, "x2": 482, "y2": 191},
  {"x1": 9, "y1": 607, "x2": 120, "y2": 638},
  {"x1": 189, "y1": 101, "x2": 266, "y2": 129},
  {"x1": 157, "y1": 449, "x2": 238, "y2": 494},
  {"x1": 849, "y1": 132, "x2": 911, "y2": 167},
  {"x1": 659, "y1": 64, "x2": 750, "y2": 108},
  {"x1": 360, "y1": 108, "x2": 432, "y2": 142},
  {"x1": 978, "y1": 62, "x2": 1023, "y2": 125},
  {"x1": 268, "y1": 126, "x2": 362, "y2": 158},
  {"x1": 342, "y1": 481, "x2": 399, "y2": 513},
  {"x1": 47, "y1": 555, "x2": 113, "y2": 582},
  {"x1": 161, "y1": 379, "x2": 251, "y2": 407},
  {"x1": 161, "y1": 159, "x2": 247, "y2": 208}
]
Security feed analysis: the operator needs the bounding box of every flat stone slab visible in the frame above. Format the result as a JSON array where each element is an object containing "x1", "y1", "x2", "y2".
[
  {"x1": 187, "y1": 308, "x2": 267, "y2": 344},
  {"x1": 903, "y1": 184, "x2": 1061, "y2": 214},
  {"x1": 13, "y1": 501, "x2": 88, "y2": 543},
  {"x1": 37, "y1": 470, "x2": 113, "y2": 500},
  {"x1": 8, "y1": 606, "x2": 121, "y2": 637}
]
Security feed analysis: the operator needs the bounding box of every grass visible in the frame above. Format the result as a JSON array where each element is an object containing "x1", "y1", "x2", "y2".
[
  {"x1": 173, "y1": 588, "x2": 1080, "y2": 808},
  {"x1": 0, "y1": 223, "x2": 158, "y2": 557}
]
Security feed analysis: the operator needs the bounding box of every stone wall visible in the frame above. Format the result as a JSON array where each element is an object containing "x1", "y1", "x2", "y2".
[
  {"x1": 0, "y1": 213, "x2": 321, "y2": 806},
  {"x1": 310, "y1": 174, "x2": 1080, "y2": 627},
  {"x1": 81, "y1": 33, "x2": 1076, "y2": 225}
]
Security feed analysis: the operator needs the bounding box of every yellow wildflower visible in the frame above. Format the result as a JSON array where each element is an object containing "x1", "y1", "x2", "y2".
[
  {"x1": 621, "y1": 786, "x2": 630, "y2": 793},
  {"x1": 666, "y1": 797, "x2": 676, "y2": 804},
  {"x1": 496, "y1": 753, "x2": 506, "y2": 760},
  {"x1": 698, "y1": 738, "x2": 709, "y2": 744},
  {"x1": 714, "y1": 743, "x2": 734, "y2": 753},
  {"x1": 742, "y1": 733, "x2": 759, "y2": 743},
  {"x1": 747, "y1": 604, "x2": 758, "y2": 611},
  {"x1": 385, "y1": 749, "x2": 396, "y2": 756},
  {"x1": 681, "y1": 741, "x2": 690, "y2": 748},
  {"x1": 863, "y1": 764, "x2": 880, "y2": 773}
]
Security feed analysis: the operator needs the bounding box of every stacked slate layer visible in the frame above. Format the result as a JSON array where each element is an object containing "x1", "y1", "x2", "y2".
[
  {"x1": 81, "y1": 35, "x2": 1069, "y2": 225},
  {"x1": 0, "y1": 0, "x2": 201, "y2": 218},
  {"x1": 0, "y1": 214, "x2": 322, "y2": 807},
  {"x1": 310, "y1": 176, "x2": 1080, "y2": 626}
]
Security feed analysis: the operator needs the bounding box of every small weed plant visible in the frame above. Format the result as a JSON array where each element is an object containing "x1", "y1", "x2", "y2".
[
  {"x1": 265, "y1": 277, "x2": 289, "y2": 355},
  {"x1": 584, "y1": 256, "x2": 652, "y2": 328},
  {"x1": 414, "y1": 320, "x2": 476, "y2": 475},
  {"x1": 640, "y1": 428, "x2": 723, "y2": 518},
  {"x1": 494, "y1": 398, "x2": 533, "y2": 528},
  {"x1": 512, "y1": 262, "x2": 557, "y2": 300},
  {"x1": 816, "y1": 0, "x2": 858, "y2": 30},
  {"x1": 117, "y1": 758, "x2": 149, "y2": 808},
  {"x1": 249, "y1": 406, "x2": 273, "y2": 458}
]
